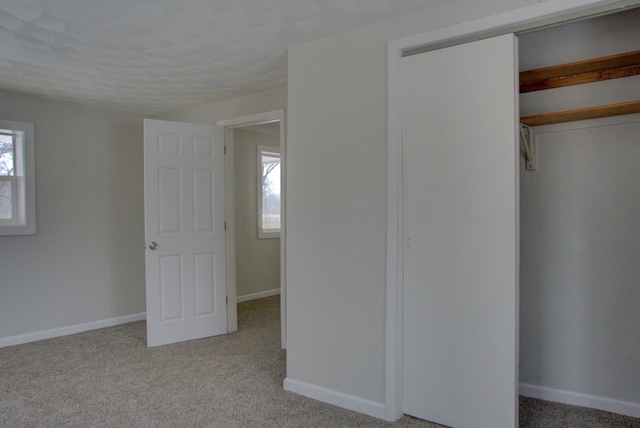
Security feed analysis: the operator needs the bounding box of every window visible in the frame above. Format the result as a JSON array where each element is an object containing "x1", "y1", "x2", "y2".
[
  {"x1": 257, "y1": 145, "x2": 280, "y2": 239},
  {"x1": 0, "y1": 120, "x2": 36, "y2": 236}
]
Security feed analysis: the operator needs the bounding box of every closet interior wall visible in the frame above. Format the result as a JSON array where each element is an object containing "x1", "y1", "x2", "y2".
[{"x1": 518, "y1": 7, "x2": 640, "y2": 410}]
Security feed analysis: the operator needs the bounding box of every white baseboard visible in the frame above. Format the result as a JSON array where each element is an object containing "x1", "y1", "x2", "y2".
[
  {"x1": 520, "y1": 383, "x2": 640, "y2": 419},
  {"x1": 0, "y1": 313, "x2": 146, "y2": 348},
  {"x1": 284, "y1": 377, "x2": 386, "y2": 420},
  {"x1": 236, "y1": 288, "x2": 280, "y2": 303}
]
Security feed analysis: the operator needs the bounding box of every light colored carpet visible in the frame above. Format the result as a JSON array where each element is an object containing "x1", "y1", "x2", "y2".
[{"x1": 1, "y1": 296, "x2": 638, "y2": 427}]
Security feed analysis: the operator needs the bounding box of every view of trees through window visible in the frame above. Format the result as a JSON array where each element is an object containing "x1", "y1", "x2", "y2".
[{"x1": 261, "y1": 149, "x2": 280, "y2": 232}]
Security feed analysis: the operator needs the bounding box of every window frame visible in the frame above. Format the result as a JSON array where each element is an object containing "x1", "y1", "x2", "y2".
[
  {"x1": 257, "y1": 145, "x2": 281, "y2": 239},
  {"x1": 0, "y1": 120, "x2": 36, "y2": 236}
]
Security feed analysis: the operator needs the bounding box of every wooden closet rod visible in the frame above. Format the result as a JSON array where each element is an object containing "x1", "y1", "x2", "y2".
[
  {"x1": 520, "y1": 100, "x2": 640, "y2": 127},
  {"x1": 520, "y1": 50, "x2": 640, "y2": 93}
]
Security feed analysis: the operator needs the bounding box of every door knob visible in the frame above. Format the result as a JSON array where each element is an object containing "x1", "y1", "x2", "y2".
[{"x1": 148, "y1": 241, "x2": 158, "y2": 250}]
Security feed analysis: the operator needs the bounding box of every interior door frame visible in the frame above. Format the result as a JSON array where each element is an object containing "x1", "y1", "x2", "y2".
[
  {"x1": 217, "y1": 109, "x2": 287, "y2": 349},
  {"x1": 385, "y1": 0, "x2": 635, "y2": 421}
]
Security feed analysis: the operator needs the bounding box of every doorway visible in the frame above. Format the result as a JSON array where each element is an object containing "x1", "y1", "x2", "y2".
[
  {"x1": 217, "y1": 110, "x2": 287, "y2": 349},
  {"x1": 233, "y1": 124, "x2": 281, "y2": 303}
]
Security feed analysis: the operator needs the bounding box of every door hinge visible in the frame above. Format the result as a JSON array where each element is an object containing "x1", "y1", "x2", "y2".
[
  {"x1": 224, "y1": 145, "x2": 226, "y2": 155},
  {"x1": 226, "y1": 296, "x2": 228, "y2": 306},
  {"x1": 224, "y1": 221, "x2": 227, "y2": 230}
]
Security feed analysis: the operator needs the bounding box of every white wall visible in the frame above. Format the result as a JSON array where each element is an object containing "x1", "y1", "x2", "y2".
[
  {"x1": 234, "y1": 129, "x2": 280, "y2": 298},
  {"x1": 0, "y1": 90, "x2": 145, "y2": 341},
  {"x1": 519, "y1": 9, "x2": 640, "y2": 407},
  {"x1": 520, "y1": 116, "x2": 640, "y2": 405},
  {"x1": 286, "y1": 0, "x2": 537, "y2": 406}
]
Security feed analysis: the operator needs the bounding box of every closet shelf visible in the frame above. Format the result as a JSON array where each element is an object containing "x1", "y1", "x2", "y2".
[
  {"x1": 519, "y1": 50, "x2": 640, "y2": 126},
  {"x1": 520, "y1": 50, "x2": 640, "y2": 93},
  {"x1": 521, "y1": 100, "x2": 640, "y2": 127}
]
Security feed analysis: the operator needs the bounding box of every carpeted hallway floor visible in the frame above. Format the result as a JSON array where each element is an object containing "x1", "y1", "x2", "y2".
[{"x1": 1, "y1": 295, "x2": 638, "y2": 427}]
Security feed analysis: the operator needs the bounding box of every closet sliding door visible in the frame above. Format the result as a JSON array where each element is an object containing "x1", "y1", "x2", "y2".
[{"x1": 401, "y1": 34, "x2": 519, "y2": 428}]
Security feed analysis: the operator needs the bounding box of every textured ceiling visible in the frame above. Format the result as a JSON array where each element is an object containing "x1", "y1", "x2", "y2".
[{"x1": 0, "y1": 0, "x2": 446, "y2": 115}]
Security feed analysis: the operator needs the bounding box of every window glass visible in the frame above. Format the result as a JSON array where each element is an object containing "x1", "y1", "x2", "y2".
[
  {"x1": 0, "y1": 120, "x2": 35, "y2": 235},
  {"x1": 258, "y1": 146, "x2": 280, "y2": 238},
  {"x1": 0, "y1": 132, "x2": 16, "y2": 220}
]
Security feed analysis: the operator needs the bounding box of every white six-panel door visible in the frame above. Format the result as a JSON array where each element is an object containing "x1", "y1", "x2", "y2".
[
  {"x1": 401, "y1": 34, "x2": 519, "y2": 428},
  {"x1": 144, "y1": 119, "x2": 227, "y2": 347}
]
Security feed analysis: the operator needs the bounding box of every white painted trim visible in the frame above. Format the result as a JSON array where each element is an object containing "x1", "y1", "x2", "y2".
[
  {"x1": 284, "y1": 378, "x2": 386, "y2": 420},
  {"x1": 0, "y1": 313, "x2": 146, "y2": 348},
  {"x1": 385, "y1": 0, "x2": 640, "y2": 421},
  {"x1": 520, "y1": 383, "x2": 640, "y2": 418},
  {"x1": 218, "y1": 109, "x2": 287, "y2": 349},
  {"x1": 513, "y1": 36, "x2": 522, "y2": 427},
  {"x1": 224, "y1": 127, "x2": 239, "y2": 334},
  {"x1": 384, "y1": 41, "x2": 404, "y2": 423},
  {"x1": 236, "y1": 288, "x2": 281, "y2": 303},
  {"x1": 278, "y1": 115, "x2": 288, "y2": 349},
  {"x1": 217, "y1": 110, "x2": 283, "y2": 128},
  {"x1": 391, "y1": 0, "x2": 635, "y2": 53}
]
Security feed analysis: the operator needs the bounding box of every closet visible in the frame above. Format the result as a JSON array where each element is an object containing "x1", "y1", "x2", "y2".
[
  {"x1": 518, "y1": 7, "x2": 640, "y2": 415},
  {"x1": 400, "y1": 8, "x2": 640, "y2": 428}
]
